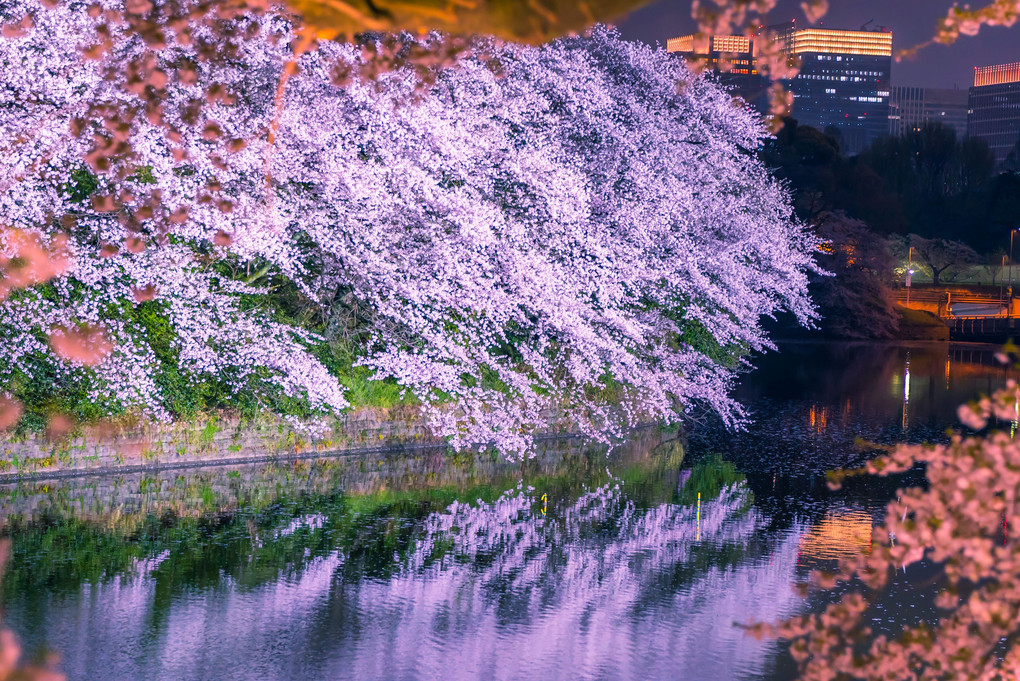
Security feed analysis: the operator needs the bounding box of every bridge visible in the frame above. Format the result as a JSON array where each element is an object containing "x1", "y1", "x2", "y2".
[{"x1": 894, "y1": 285, "x2": 1020, "y2": 342}]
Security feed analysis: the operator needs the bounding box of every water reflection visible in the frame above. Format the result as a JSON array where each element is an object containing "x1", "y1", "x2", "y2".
[
  {"x1": 798, "y1": 509, "x2": 873, "y2": 562},
  {"x1": 0, "y1": 342, "x2": 1016, "y2": 681},
  {"x1": 902, "y1": 351, "x2": 911, "y2": 430},
  {"x1": 694, "y1": 342, "x2": 1020, "y2": 479},
  {"x1": 0, "y1": 447, "x2": 810, "y2": 681}
]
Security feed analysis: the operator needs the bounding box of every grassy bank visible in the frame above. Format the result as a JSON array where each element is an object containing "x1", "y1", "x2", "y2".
[{"x1": 896, "y1": 307, "x2": 950, "y2": 341}]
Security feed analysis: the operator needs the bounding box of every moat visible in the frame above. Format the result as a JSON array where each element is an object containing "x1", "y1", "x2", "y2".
[{"x1": 0, "y1": 342, "x2": 1012, "y2": 681}]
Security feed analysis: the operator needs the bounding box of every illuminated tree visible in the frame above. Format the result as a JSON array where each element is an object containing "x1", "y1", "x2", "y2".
[
  {"x1": 892, "y1": 235, "x2": 981, "y2": 286},
  {"x1": 813, "y1": 212, "x2": 899, "y2": 339},
  {"x1": 0, "y1": 3, "x2": 819, "y2": 453}
]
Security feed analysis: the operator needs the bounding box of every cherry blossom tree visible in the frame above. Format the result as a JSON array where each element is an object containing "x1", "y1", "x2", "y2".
[
  {"x1": 812, "y1": 212, "x2": 899, "y2": 339},
  {"x1": 0, "y1": 1, "x2": 819, "y2": 454},
  {"x1": 890, "y1": 235, "x2": 981, "y2": 286},
  {"x1": 267, "y1": 27, "x2": 820, "y2": 451}
]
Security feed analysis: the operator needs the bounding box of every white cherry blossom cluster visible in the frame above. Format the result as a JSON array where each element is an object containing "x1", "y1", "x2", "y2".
[{"x1": 0, "y1": 1, "x2": 818, "y2": 452}]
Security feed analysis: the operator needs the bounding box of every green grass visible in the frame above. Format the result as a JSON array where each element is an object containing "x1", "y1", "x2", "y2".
[
  {"x1": 898, "y1": 307, "x2": 947, "y2": 327},
  {"x1": 897, "y1": 306, "x2": 950, "y2": 340},
  {"x1": 337, "y1": 365, "x2": 412, "y2": 410}
]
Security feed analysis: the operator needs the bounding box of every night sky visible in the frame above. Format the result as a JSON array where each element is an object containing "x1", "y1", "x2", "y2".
[{"x1": 616, "y1": 0, "x2": 1020, "y2": 90}]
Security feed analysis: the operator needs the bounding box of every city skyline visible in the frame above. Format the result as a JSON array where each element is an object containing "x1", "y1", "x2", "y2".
[
  {"x1": 616, "y1": 0, "x2": 1020, "y2": 90},
  {"x1": 666, "y1": 23, "x2": 894, "y2": 153}
]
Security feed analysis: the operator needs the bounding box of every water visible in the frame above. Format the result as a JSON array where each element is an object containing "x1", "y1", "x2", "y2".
[{"x1": 0, "y1": 342, "x2": 1015, "y2": 681}]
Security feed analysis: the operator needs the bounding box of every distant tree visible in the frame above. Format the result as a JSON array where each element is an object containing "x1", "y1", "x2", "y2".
[
  {"x1": 985, "y1": 174, "x2": 1020, "y2": 251},
  {"x1": 761, "y1": 119, "x2": 845, "y2": 221},
  {"x1": 1004, "y1": 135, "x2": 1020, "y2": 174},
  {"x1": 891, "y1": 235, "x2": 981, "y2": 286},
  {"x1": 979, "y1": 251, "x2": 1009, "y2": 286},
  {"x1": 956, "y1": 135, "x2": 997, "y2": 194},
  {"x1": 761, "y1": 120, "x2": 908, "y2": 234},
  {"x1": 910, "y1": 123, "x2": 959, "y2": 201},
  {"x1": 812, "y1": 212, "x2": 899, "y2": 339},
  {"x1": 860, "y1": 124, "x2": 997, "y2": 246},
  {"x1": 839, "y1": 163, "x2": 909, "y2": 236},
  {"x1": 821, "y1": 125, "x2": 844, "y2": 156}
]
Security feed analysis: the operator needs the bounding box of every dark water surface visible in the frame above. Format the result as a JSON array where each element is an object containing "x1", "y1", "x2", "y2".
[{"x1": 0, "y1": 342, "x2": 1015, "y2": 681}]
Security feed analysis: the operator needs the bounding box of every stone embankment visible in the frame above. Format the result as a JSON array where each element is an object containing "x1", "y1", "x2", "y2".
[
  {"x1": 0, "y1": 406, "x2": 451, "y2": 481},
  {"x1": 0, "y1": 427, "x2": 678, "y2": 522}
]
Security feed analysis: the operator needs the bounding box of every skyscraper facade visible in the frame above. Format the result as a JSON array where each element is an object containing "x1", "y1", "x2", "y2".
[
  {"x1": 968, "y1": 62, "x2": 1020, "y2": 168},
  {"x1": 889, "y1": 85, "x2": 924, "y2": 137},
  {"x1": 664, "y1": 34, "x2": 768, "y2": 114},
  {"x1": 889, "y1": 86, "x2": 969, "y2": 139},
  {"x1": 667, "y1": 22, "x2": 892, "y2": 155},
  {"x1": 777, "y1": 24, "x2": 892, "y2": 154}
]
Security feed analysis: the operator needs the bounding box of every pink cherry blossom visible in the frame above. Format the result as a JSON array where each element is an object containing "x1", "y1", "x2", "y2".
[{"x1": 0, "y1": 2, "x2": 819, "y2": 454}]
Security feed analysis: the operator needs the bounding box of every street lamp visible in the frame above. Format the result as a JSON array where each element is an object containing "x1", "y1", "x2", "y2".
[
  {"x1": 1011, "y1": 229, "x2": 1017, "y2": 295},
  {"x1": 906, "y1": 246, "x2": 914, "y2": 306},
  {"x1": 1002, "y1": 255, "x2": 1008, "y2": 305},
  {"x1": 1010, "y1": 229, "x2": 1018, "y2": 316}
]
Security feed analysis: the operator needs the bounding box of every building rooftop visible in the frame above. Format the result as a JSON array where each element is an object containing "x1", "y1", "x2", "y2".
[
  {"x1": 667, "y1": 26, "x2": 892, "y2": 58},
  {"x1": 788, "y1": 28, "x2": 892, "y2": 57},
  {"x1": 666, "y1": 34, "x2": 750, "y2": 54},
  {"x1": 974, "y1": 62, "x2": 1020, "y2": 87}
]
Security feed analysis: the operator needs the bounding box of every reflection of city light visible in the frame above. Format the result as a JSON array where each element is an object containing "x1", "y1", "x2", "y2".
[
  {"x1": 696, "y1": 491, "x2": 701, "y2": 542},
  {"x1": 902, "y1": 353, "x2": 912, "y2": 429},
  {"x1": 799, "y1": 509, "x2": 874, "y2": 560},
  {"x1": 945, "y1": 357, "x2": 951, "y2": 390},
  {"x1": 808, "y1": 405, "x2": 831, "y2": 432},
  {"x1": 904, "y1": 359, "x2": 911, "y2": 403}
]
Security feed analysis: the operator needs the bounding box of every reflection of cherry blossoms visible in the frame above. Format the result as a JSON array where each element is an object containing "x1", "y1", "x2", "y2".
[
  {"x1": 355, "y1": 482, "x2": 806, "y2": 680},
  {"x1": 21, "y1": 478, "x2": 808, "y2": 681}
]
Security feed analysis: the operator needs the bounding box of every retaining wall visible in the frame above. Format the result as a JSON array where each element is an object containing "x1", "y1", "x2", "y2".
[
  {"x1": 0, "y1": 406, "x2": 447, "y2": 480},
  {"x1": 0, "y1": 404, "x2": 589, "y2": 481}
]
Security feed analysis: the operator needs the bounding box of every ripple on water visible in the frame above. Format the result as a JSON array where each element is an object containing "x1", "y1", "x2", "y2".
[{"x1": 1, "y1": 342, "x2": 1012, "y2": 681}]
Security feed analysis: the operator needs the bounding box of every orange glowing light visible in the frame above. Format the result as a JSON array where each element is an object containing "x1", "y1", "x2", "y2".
[
  {"x1": 789, "y1": 29, "x2": 892, "y2": 56},
  {"x1": 666, "y1": 34, "x2": 751, "y2": 54},
  {"x1": 799, "y1": 509, "x2": 874, "y2": 560},
  {"x1": 974, "y1": 62, "x2": 1020, "y2": 87}
]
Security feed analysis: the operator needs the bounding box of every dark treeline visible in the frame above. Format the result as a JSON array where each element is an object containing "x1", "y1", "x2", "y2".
[
  {"x1": 761, "y1": 120, "x2": 1020, "y2": 339},
  {"x1": 762, "y1": 120, "x2": 1020, "y2": 254}
]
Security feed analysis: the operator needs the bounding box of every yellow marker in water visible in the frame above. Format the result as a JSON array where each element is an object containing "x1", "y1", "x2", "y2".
[
  {"x1": 696, "y1": 491, "x2": 701, "y2": 541},
  {"x1": 541, "y1": 493, "x2": 547, "y2": 516}
]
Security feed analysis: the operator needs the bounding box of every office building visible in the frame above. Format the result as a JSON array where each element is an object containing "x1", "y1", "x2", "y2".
[
  {"x1": 889, "y1": 86, "x2": 969, "y2": 139},
  {"x1": 668, "y1": 22, "x2": 892, "y2": 154},
  {"x1": 775, "y1": 23, "x2": 892, "y2": 154},
  {"x1": 968, "y1": 62, "x2": 1020, "y2": 168},
  {"x1": 665, "y1": 33, "x2": 768, "y2": 114}
]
